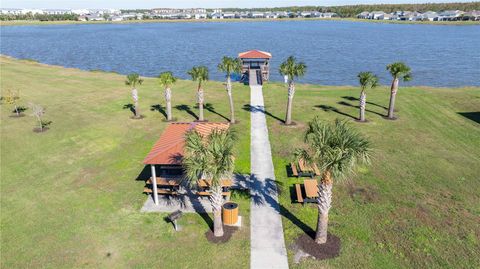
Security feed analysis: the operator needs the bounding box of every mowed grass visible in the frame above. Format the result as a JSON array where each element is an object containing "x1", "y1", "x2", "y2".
[
  {"x1": 262, "y1": 82, "x2": 480, "y2": 268},
  {"x1": 0, "y1": 56, "x2": 251, "y2": 268}
]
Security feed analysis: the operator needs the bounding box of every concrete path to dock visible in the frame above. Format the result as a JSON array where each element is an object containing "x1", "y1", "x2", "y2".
[{"x1": 249, "y1": 81, "x2": 289, "y2": 269}]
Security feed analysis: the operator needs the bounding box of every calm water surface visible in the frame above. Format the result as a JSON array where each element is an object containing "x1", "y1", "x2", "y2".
[{"x1": 1, "y1": 20, "x2": 479, "y2": 86}]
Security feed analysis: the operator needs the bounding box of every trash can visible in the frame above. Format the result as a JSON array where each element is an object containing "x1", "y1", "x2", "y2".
[{"x1": 222, "y1": 202, "x2": 239, "y2": 225}]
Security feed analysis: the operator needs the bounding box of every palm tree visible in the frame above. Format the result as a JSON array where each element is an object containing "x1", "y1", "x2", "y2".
[
  {"x1": 188, "y1": 66, "x2": 209, "y2": 121},
  {"x1": 183, "y1": 129, "x2": 235, "y2": 237},
  {"x1": 218, "y1": 56, "x2": 242, "y2": 124},
  {"x1": 158, "y1": 71, "x2": 177, "y2": 121},
  {"x1": 125, "y1": 73, "x2": 143, "y2": 118},
  {"x1": 386, "y1": 62, "x2": 412, "y2": 119},
  {"x1": 279, "y1": 56, "x2": 307, "y2": 125},
  {"x1": 357, "y1": 72, "x2": 379, "y2": 122},
  {"x1": 295, "y1": 117, "x2": 371, "y2": 244}
]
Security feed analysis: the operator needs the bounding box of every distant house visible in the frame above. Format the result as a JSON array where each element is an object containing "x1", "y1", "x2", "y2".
[
  {"x1": 275, "y1": 11, "x2": 289, "y2": 18},
  {"x1": 357, "y1": 11, "x2": 370, "y2": 19},
  {"x1": 462, "y1": 10, "x2": 480, "y2": 21},
  {"x1": 0, "y1": 8, "x2": 22, "y2": 15},
  {"x1": 42, "y1": 9, "x2": 72, "y2": 15},
  {"x1": 194, "y1": 13, "x2": 207, "y2": 19},
  {"x1": 438, "y1": 10, "x2": 464, "y2": 21},
  {"x1": 249, "y1": 12, "x2": 264, "y2": 18},
  {"x1": 210, "y1": 12, "x2": 222, "y2": 19},
  {"x1": 300, "y1": 11, "x2": 313, "y2": 18},
  {"x1": 321, "y1": 12, "x2": 337, "y2": 18},
  {"x1": 370, "y1": 11, "x2": 385, "y2": 20},
  {"x1": 85, "y1": 14, "x2": 105, "y2": 21},
  {"x1": 264, "y1": 12, "x2": 278, "y2": 19},
  {"x1": 222, "y1": 12, "x2": 236, "y2": 19},
  {"x1": 383, "y1": 13, "x2": 395, "y2": 20},
  {"x1": 110, "y1": 16, "x2": 123, "y2": 21},
  {"x1": 71, "y1": 9, "x2": 90, "y2": 15},
  {"x1": 422, "y1": 11, "x2": 439, "y2": 21}
]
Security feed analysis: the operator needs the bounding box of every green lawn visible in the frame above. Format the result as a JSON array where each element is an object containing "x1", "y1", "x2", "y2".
[
  {"x1": 0, "y1": 56, "x2": 251, "y2": 268},
  {"x1": 262, "y1": 82, "x2": 480, "y2": 268},
  {"x1": 2, "y1": 56, "x2": 480, "y2": 268}
]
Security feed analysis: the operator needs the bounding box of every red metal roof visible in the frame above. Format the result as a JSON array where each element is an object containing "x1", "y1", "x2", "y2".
[
  {"x1": 238, "y1": 50, "x2": 272, "y2": 59},
  {"x1": 143, "y1": 122, "x2": 230, "y2": 165}
]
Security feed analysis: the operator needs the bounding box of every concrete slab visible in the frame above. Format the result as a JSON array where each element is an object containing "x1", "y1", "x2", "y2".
[{"x1": 250, "y1": 85, "x2": 289, "y2": 269}]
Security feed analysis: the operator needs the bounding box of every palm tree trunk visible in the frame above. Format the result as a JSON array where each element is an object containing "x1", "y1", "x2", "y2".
[
  {"x1": 165, "y1": 87, "x2": 172, "y2": 121},
  {"x1": 359, "y1": 90, "x2": 366, "y2": 121},
  {"x1": 315, "y1": 171, "x2": 333, "y2": 244},
  {"x1": 14, "y1": 104, "x2": 19, "y2": 116},
  {"x1": 211, "y1": 185, "x2": 224, "y2": 237},
  {"x1": 197, "y1": 87, "x2": 204, "y2": 121},
  {"x1": 285, "y1": 81, "x2": 295, "y2": 125},
  {"x1": 226, "y1": 76, "x2": 235, "y2": 123},
  {"x1": 387, "y1": 78, "x2": 399, "y2": 119},
  {"x1": 36, "y1": 116, "x2": 43, "y2": 131},
  {"x1": 132, "y1": 88, "x2": 139, "y2": 118}
]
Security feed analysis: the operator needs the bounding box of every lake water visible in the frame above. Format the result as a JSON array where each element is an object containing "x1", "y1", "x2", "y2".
[{"x1": 1, "y1": 20, "x2": 479, "y2": 87}]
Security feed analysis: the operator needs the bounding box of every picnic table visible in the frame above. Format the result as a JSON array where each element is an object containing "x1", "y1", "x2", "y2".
[
  {"x1": 146, "y1": 177, "x2": 181, "y2": 187},
  {"x1": 291, "y1": 159, "x2": 321, "y2": 177},
  {"x1": 294, "y1": 179, "x2": 319, "y2": 204},
  {"x1": 144, "y1": 177, "x2": 181, "y2": 196},
  {"x1": 196, "y1": 179, "x2": 233, "y2": 200}
]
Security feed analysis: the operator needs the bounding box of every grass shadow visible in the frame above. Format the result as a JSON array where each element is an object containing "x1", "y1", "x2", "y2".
[
  {"x1": 150, "y1": 104, "x2": 167, "y2": 120},
  {"x1": 458, "y1": 112, "x2": 480, "y2": 124},
  {"x1": 123, "y1": 103, "x2": 136, "y2": 116},
  {"x1": 315, "y1": 105, "x2": 356, "y2": 120},
  {"x1": 175, "y1": 104, "x2": 198, "y2": 120},
  {"x1": 203, "y1": 103, "x2": 229, "y2": 122},
  {"x1": 337, "y1": 101, "x2": 385, "y2": 117},
  {"x1": 342, "y1": 96, "x2": 388, "y2": 110},
  {"x1": 242, "y1": 104, "x2": 284, "y2": 123}
]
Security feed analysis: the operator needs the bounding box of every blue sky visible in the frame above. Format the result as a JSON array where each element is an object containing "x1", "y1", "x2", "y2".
[{"x1": 1, "y1": 0, "x2": 461, "y2": 9}]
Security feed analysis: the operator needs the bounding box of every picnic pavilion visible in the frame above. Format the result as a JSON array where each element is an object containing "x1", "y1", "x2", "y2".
[{"x1": 143, "y1": 122, "x2": 230, "y2": 205}]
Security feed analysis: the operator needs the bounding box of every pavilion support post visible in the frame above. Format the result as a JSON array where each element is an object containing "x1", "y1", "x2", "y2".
[{"x1": 151, "y1": 165, "x2": 159, "y2": 205}]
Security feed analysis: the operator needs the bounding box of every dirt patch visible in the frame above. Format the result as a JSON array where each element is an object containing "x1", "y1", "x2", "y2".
[
  {"x1": 130, "y1": 115, "x2": 145, "y2": 120},
  {"x1": 295, "y1": 232, "x2": 341, "y2": 260},
  {"x1": 205, "y1": 226, "x2": 238, "y2": 244},
  {"x1": 347, "y1": 183, "x2": 379, "y2": 204}
]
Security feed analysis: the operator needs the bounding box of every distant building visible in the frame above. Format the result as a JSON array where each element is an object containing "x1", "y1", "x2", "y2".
[
  {"x1": 0, "y1": 8, "x2": 22, "y2": 15},
  {"x1": 42, "y1": 9, "x2": 72, "y2": 15},
  {"x1": 85, "y1": 14, "x2": 105, "y2": 21}
]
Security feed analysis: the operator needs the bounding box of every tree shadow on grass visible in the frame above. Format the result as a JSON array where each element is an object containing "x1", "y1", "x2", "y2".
[
  {"x1": 175, "y1": 104, "x2": 198, "y2": 120},
  {"x1": 314, "y1": 105, "x2": 356, "y2": 120},
  {"x1": 337, "y1": 101, "x2": 385, "y2": 118},
  {"x1": 243, "y1": 104, "x2": 284, "y2": 123},
  {"x1": 151, "y1": 104, "x2": 167, "y2": 120},
  {"x1": 342, "y1": 96, "x2": 388, "y2": 110},
  {"x1": 458, "y1": 112, "x2": 480, "y2": 124},
  {"x1": 249, "y1": 174, "x2": 314, "y2": 237},
  {"x1": 203, "y1": 103, "x2": 229, "y2": 122},
  {"x1": 123, "y1": 103, "x2": 136, "y2": 116}
]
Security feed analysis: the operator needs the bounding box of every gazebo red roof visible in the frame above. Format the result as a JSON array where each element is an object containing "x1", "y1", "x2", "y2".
[
  {"x1": 238, "y1": 50, "x2": 272, "y2": 59},
  {"x1": 143, "y1": 122, "x2": 230, "y2": 165}
]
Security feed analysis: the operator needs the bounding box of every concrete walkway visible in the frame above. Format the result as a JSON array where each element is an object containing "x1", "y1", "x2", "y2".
[{"x1": 250, "y1": 84, "x2": 289, "y2": 269}]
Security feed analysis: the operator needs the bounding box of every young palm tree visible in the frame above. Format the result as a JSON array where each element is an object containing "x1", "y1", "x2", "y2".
[
  {"x1": 386, "y1": 62, "x2": 412, "y2": 119},
  {"x1": 158, "y1": 71, "x2": 177, "y2": 121},
  {"x1": 125, "y1": 73, "x2": 143, "y2": 118},
  {"x1": 183, "y1": 129, "x2": 236, "y2": 237},
  {"x1": 187, "y1": 66, "x2": 209, "y2": 121},
  {"x1": 357, "y1": 72, "x2": 379, "y2": 122},
  {"x1": 218, "y1": 56, "x2": 242, "y2": 124},
  {"x1": 295, "y1": 117, "x2": 371, "y2": 244},
  {"x1": 279, "y1": 56, "x2": 307, "y2": 125}
]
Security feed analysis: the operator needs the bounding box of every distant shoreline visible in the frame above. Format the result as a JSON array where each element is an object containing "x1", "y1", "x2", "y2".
[{"x1": 1, "y1": 17, "x2": 479, "y2": 26}]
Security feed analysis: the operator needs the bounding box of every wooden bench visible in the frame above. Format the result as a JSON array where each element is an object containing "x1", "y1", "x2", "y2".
[
  {"x1": 143, "y1": 187, "x2": 178, "y2": 196},
  {"x1": 197, "y1": 191, "x2": 231, "y2": 197},
  {"x1": 295, "y1": 184, "x2": 304, "y2": 203},
  {"x1": 291, "y1": 162, "x2": 299, "y2": 177}
]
